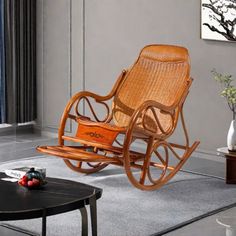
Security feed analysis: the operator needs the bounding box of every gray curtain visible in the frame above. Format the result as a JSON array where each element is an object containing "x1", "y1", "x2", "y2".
[
  {"x1": 4, "y1": 0, "x2": 37, "y2": 124},
  {"x1": 0, "y1": 0, "x2": 5, "y2": 123}
]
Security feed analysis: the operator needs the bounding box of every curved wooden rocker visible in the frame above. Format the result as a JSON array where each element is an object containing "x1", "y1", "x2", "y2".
[{"x1": 37, "y1": 44, "x2": 200, "y2": 191}]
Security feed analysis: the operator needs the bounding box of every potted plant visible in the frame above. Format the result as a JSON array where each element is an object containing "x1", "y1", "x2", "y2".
[{"x1": 212, "y1": 69, "x2": 236, "y2": 151}]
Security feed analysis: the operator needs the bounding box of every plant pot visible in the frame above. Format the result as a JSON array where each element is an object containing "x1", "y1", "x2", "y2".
[{"x1": 227, "y1": 120, "x2": 236, "y2": 152}]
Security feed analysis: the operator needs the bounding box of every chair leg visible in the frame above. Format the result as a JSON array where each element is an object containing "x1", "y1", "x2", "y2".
[
  {"x1": 124, "y1": 134, "x2": 200, "y2": 191},
  {"x1": 180, "y1": 107, "x2": 189, "y2": 148},
  {"x1": 157, "y1": 141, "x2": 200, "y2": 186},
  {"x1": 140, "y1": 137, "x2": 154, "y2": 185}
]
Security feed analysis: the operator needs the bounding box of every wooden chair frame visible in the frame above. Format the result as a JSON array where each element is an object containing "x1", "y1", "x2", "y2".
[{"x1": 37, "y1": 45, "x2": 200, "y2": 191}]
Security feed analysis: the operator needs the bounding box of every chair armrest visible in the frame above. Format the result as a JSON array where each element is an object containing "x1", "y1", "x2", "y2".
[
  {"x1": 126, "y1": 78, "x2": 193, "y2": 137},
  {"x1": 58, "y1": 70, "x2": 128, "y2": 141},
  {"x1": 125, "y1": 100, "x2": 178, "y2": 139},
  {"x1": 62, "y1": 69, "x2": 128, "y2": 116}
]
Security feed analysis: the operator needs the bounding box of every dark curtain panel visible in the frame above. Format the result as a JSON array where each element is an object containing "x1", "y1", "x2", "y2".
[
  {"x1": 4, "y1": 0, "x2": 14, "y2": 123},
  {"x1": 4, "y1": 0, "x2": 37, "y2": 124},
  {"x1": 0, "y1": 0, "x2": 6, "y2": 123}
]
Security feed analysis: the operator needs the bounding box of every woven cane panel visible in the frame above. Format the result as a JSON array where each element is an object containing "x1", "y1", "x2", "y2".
[{"x1": 113, "y1": 46, "x2": 190, "y2": 133}]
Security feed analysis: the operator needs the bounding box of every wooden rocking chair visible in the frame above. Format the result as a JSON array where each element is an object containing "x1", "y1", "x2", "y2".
[{"x1": 37, "y1": 44, "x2": 200, "y2": 191}]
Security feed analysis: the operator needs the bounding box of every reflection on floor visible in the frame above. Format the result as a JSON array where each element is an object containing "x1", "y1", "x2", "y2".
[
  {"x1": 0, "y1": 132, "x2": 234, "y2": 236},
  {"x1": 0, "y1": 132, "x2": 57, "y2": 163}
]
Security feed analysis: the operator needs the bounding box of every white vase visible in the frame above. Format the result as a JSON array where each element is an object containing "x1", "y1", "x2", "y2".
[{"x1": 227, "y1": 120, "x2": 236, "y2": 151}]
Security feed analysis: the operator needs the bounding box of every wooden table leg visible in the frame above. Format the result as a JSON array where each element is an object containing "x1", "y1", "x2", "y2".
[
  {"x1": 89, "y1": 195, "x2": 97, "y2": 236},
  {"x1": 226, "y1": 157, "x2": 236, "y2": 184},
  {"x1": 42, "y1": 209, "x2": 47, "y2": 236},
  {"x1": 79, "y1": 207, "x2": 88, "y2": 236}
]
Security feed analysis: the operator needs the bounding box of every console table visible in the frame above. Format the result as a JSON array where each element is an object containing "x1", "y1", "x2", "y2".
[
  {"x1": 0, "y1": 173, "x2": 102, "y2": 236},
  {"x1": 217, "y1": 147, "x2": 236, "y2": 184}
]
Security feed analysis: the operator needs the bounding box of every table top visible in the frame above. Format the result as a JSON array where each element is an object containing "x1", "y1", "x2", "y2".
[
  {"x1": 217, "y1": 147, "x2": 236, "y2": 158},
  {"x1": 0, "y1": 173, "x2": 102, "y2": 221}
]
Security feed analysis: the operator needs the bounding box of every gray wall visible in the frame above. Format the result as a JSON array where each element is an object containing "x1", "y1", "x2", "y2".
[
  {"x1": 37, "y1": 0, "x2": 83, "y2": 133},
  {"x1": 37, "y1": 0, "x2": 236, "y2": 155}
]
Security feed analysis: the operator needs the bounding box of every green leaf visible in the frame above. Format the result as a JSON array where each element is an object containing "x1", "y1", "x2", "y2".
[{"x1": 212, "y1": 69, "x2": 236, "y2": 109}]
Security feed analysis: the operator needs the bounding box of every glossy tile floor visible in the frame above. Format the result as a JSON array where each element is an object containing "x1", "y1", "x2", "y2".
[
  {"x1": 0, "y1": 131, "x2": 235, "y2": 236},
  {"x1": 0, "y1": 131, "x2": 57, "y2": 163}
]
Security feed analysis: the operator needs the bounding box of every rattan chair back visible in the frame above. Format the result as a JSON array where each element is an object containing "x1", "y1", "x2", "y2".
[{"x1": 112, "y1": 45, "x2": 191, "y2": 133}]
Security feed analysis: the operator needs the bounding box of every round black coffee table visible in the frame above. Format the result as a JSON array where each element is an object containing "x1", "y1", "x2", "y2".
[{"x1": 0, "y1": 173, "x2": 102, "y2": 236}]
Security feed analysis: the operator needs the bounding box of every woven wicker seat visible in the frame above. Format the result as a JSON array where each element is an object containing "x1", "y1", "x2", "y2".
[{"x1": 37, "y1": 44, "x2": 200, "y2": 190}]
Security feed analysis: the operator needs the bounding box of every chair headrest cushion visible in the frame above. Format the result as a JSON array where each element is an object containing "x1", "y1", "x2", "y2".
[{"x1": 140, "y1": 45, "x2": 189, "y2": 63}]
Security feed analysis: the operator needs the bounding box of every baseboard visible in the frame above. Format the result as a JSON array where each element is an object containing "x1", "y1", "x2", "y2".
[
  {"x1": 41, "y1": 130, "x2": 58, "y2": 138},
  {"x1": 192, "y1": 148, "x2": 223, "y2": 163},
  {"x1": 0, "y1": 124, "x2": 35, "y2": 135}
]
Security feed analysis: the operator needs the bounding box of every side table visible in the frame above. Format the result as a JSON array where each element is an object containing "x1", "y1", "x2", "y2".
[
  {"x1": 217, "y1": 147, "x2": 236, "y2": 184},
  {"x1": 0, "y1": 173, "x2": 102, "y2": 236}
]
